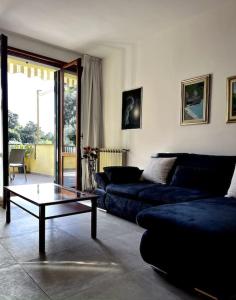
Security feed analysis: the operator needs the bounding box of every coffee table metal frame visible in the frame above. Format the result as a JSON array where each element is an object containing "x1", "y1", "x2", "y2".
[{"x1": 3, "y1": 184, "x2": 98, "y2": 253}]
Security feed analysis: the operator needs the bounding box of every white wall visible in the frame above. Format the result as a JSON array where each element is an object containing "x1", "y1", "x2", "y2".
[
  {"x1": 102, "y1": 0, "x2": 236, "y2": 168},
  {"x1": 1, "y1": 29, "x2": 80, "y2": 62}
]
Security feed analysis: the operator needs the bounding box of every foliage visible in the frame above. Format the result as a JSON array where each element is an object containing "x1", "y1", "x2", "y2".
[
  {"x1": 8, "y1": 86, "x2": 78, "y2": 145},
  {"x1": 83, "y1": 146, "x2": 99, "y2": 159},
  {"x1": 8, "y1": 110, "x2": 54, "y2": 144},
  {"x1": 8, "y1": 111, "x2": 19, "y2": 129},
  {"x1": 64, "y1": 86, "x2": 76, "y2": 145},
  {"x1": 8, "y1": 128, "x2": 21, "y2": 143},
  {"x1": 20, "y1": 121, "x2": 38, "y2": 144},
  {"x1": 64, "y1": 125, "x2": 76, "y2": 146},
  {"x1": 39, "y1": 132, "x2": 54, "y2": 144}
]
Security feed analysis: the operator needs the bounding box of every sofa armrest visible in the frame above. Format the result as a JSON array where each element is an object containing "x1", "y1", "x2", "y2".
[{"x1": 94, "y1": 172, "x2": 110, "y2": 190}]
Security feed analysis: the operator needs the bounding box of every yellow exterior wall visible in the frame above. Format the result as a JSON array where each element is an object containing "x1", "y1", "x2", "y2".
[
  {"x1": 29, "y1": 144, "x2": 55, "y2": 176},
  {"x1": 63, "y1": 156, "x2": 76, "y2": 170}
]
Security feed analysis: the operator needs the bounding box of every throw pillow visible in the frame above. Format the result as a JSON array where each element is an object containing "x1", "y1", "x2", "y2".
[
  {"x1": 103, "y1": 166, "x2": 142, "y2": 184},
  {"x1": 226, "y1": 165, "x2": 236, "y2": 198},
  {"x1": 142, "y1": 157, "x2": 177, "y2": 184},
  {"x1": 170, "y1": 165, "x2": 217, "y2": 193}
]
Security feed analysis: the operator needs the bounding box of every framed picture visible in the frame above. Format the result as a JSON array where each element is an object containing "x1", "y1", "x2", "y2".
[
  {"x1": 227, "y1": 76, "x2": 236, "y2": 123},
  {"x1": 122, "y1": 87, "x2": 142, "y2": 130},
  {"x1": 181, "y1": 74, "x2": 211, "y2": 125}
]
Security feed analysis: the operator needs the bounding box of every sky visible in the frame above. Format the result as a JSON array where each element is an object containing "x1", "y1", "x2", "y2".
[{"x1": 8, "y1": 73, "x2": 55, "y2": 134}]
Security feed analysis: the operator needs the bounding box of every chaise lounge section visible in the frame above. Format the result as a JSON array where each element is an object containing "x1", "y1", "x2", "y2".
[{"x1": 137, "y1": 197, "x2": 236, "y2": 298}]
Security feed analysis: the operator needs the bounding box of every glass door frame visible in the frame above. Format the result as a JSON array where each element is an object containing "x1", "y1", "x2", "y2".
[
  {"x1": 58, "y1": 58, "x2": 82, "y2": 190},
  {"x1": 1, "y1": 34, "x2": 9, "y2": 191},
  {"x1": 1, "y1": 40, "x2": 83, "y2": 194},
  {"x1": 5, "y1": 45, "x2": 66, "y2": 188}
]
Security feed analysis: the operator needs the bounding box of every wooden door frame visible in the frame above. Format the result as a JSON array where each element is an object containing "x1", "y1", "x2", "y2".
[
  {"x1": 8, "y1": 46, "x2": 66, "y2": 68},
  {"x1": 1, "y1": 34, "x2": 9, "y2": 189},
  {"x1": 54, "y1": 71, "x2": 61, "y2": 184},
  {"x1": 6, "y1": 47, "x2": 65, "y2": 186},
  {"x1": 4, "y1": 44, "x2": 83, "y2": 189},
  {"x1": 58, "y1": 58, "x2": 83, "y2": 190}
]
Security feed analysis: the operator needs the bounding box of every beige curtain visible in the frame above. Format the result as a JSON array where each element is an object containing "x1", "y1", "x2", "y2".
[
  {"x1": 81, "y1": 54, "x2": 103, "y2": 148},
  {"x1": 81, "y1": 54, "x2": 103, "y2": 190}
]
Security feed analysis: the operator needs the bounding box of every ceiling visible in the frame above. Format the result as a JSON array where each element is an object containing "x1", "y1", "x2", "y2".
[{"x1": 0, "y1": 0, "x2": 228, "y2": 57}]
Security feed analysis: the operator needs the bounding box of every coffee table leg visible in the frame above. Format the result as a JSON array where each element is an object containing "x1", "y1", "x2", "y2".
[
  {"x1": 91, "y1": 199, "x2": 97, "y2": 239},
  {"x1": 5, "y1": 189, "x2": 11, "y2": 223},
  {"x1": 39, "y1": 205, "x2": 45, "y2": 253}
]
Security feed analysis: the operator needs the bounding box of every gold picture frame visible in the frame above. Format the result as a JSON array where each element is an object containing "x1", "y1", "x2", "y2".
[
  {"x1": 227, "y1": 76, "x2": 236, "y2": 123},
  {"x1": 181, "y1": 74, "x2": 211, "y2": 125}
]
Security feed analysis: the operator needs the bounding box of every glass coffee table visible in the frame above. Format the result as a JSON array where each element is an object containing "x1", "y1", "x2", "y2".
[{"x1": 4, "y1": 183, "x2": 98, "y2": 253}]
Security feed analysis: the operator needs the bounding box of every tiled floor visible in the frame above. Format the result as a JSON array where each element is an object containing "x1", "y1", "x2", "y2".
[
  {"x1": 0, "y1": 204, "x2": 202, "y2": 300},
  {"x1": 9, "y1": 173, "x2": 54, "y2": 185},
  {"x1": 9, "y1": 172, "x2": 76, "y2": 188}
]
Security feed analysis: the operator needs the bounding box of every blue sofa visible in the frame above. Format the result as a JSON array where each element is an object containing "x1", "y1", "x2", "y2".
[
  {"x1": 95, "y1": 153, "x2": 236, "y2": 222},
  {"x1": 95, "y1": 153, "x2": 236, "y2": 297}
]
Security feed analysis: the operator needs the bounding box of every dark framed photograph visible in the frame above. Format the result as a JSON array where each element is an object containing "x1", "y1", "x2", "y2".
[
  {"x1": 181, "y1": 74, "x2": 211, "y2": 125},
  {"x1": 122, "y1": 87, "x2": 142, "y2": 130},
  {"x1": 227, "y1": 76, "x2": 236, "y2": 123}
]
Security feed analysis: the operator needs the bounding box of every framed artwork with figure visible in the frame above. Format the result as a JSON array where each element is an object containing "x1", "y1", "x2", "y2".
[
  {"x1": 181, "y1": 74, "x2": 211, "y2": 125},
  {"x1": 122, "y1": 87, "x2": 142, "y2": 130},
  {"x1": 227, "y1": 76, "x2": 236, "y2": 123}
]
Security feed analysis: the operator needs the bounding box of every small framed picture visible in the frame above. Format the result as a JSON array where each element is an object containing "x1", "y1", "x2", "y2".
[
  {"x1": 181, "y1": 74, "x2": 211, "y2": 125},
  {"x1": 122, "y1": 87, "x2": 142, "y2": 130},
  {"x1": 227, "y1": 76, "x2": 236, "y2": 123}
]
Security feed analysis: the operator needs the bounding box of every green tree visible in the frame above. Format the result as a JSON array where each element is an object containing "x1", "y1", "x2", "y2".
[
  {"x1": 8, "y1": 110, "x2": 54, "y2": 144},
  {"x1": 40, "y1": 132, "x2": 54, "y2": 143},
  {"x1": 8, "y1": 111, "x2": 19, "y2": 129},
  {"x1": 20, "y1": 121, "x2": 38, "y2": 144},
  {"x1": 64, "y1": 86, "x2": 76, "y2": 145},
  {"x1": 8, "y1": 110, "x2": 22, "y2": 143},
  {"x1": 8, "y1": 128, "x2": 21, "y2": 143}
]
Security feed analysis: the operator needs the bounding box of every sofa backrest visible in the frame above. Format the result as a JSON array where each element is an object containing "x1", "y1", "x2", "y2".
[{"x1": 157, "y1": 153, "x2": 236, "y2": 195}]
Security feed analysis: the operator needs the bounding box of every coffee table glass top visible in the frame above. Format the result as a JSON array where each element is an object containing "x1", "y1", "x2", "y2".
[{"x1": 5, "y1": 183, "x2": 97, "y2": 205}]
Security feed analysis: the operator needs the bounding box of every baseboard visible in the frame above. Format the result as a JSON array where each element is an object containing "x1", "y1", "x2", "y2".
[{"x1": 194, "y1": 288, "x2": 218, "y2": 300}]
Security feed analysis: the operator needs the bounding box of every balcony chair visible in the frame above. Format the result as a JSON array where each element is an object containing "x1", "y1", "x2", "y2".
[{"x1": 9, "y1": 149, "x2": 27, "y2": 182}]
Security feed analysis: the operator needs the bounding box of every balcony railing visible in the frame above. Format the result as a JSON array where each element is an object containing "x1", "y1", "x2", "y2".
[{"x1": 64, "y1": 145, "x2": 76, "y2": 153}]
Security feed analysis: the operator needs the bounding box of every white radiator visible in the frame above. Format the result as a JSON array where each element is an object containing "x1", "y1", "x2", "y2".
[{"x1": 98, "y1": 149, "x2": 129, "y2": 172}]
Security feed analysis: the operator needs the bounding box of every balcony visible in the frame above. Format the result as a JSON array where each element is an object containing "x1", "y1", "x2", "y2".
[{"x1": 9, "y1": 144, "x2": 76, "y2": 186}]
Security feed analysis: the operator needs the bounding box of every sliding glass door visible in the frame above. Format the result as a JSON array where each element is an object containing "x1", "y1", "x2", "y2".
[
  {"x1": 0, "y1": 35, "x2": 82, "y2": 197},
  {"x1": 0, "y1": 34, "x2": 8, "y2": 201},
  {"x1": 58, "y1": 59, "x2": 82, "y2": 190}
]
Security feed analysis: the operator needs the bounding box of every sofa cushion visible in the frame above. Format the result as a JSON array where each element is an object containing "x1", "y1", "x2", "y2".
[
  {"x1": 142, "y1": 157, "x2": 177, "y2": 184},
  {"x1": 226, "y1": 165, "x2": 236, "y2": 198},
  {"x1": 105, "y1": 193, "x2": 152, "y2": 222},
  {"x1": 170, "y1": 165, "x2": 219, "y2": 194},
  {"x1": 137, "y1": 197, "x2": 236, "y2": 234},
  {"x1": 106, "y1": 182, "x2": 156, "y2": 198},
  {"x1": 104, "y1": 166, "x2": 142, "y2": 184},
  {"x1": 138, "y1": 184, "x2": 210, "y2": 206}
]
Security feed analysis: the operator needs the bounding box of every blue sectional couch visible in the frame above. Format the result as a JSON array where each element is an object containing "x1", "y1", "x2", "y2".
[
  {"x1": 95, "y1": 153, "x2": 236, "y2": 221},
  {"x1": 95, "y1": 153, "x2": 236, "y2": 297}
]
